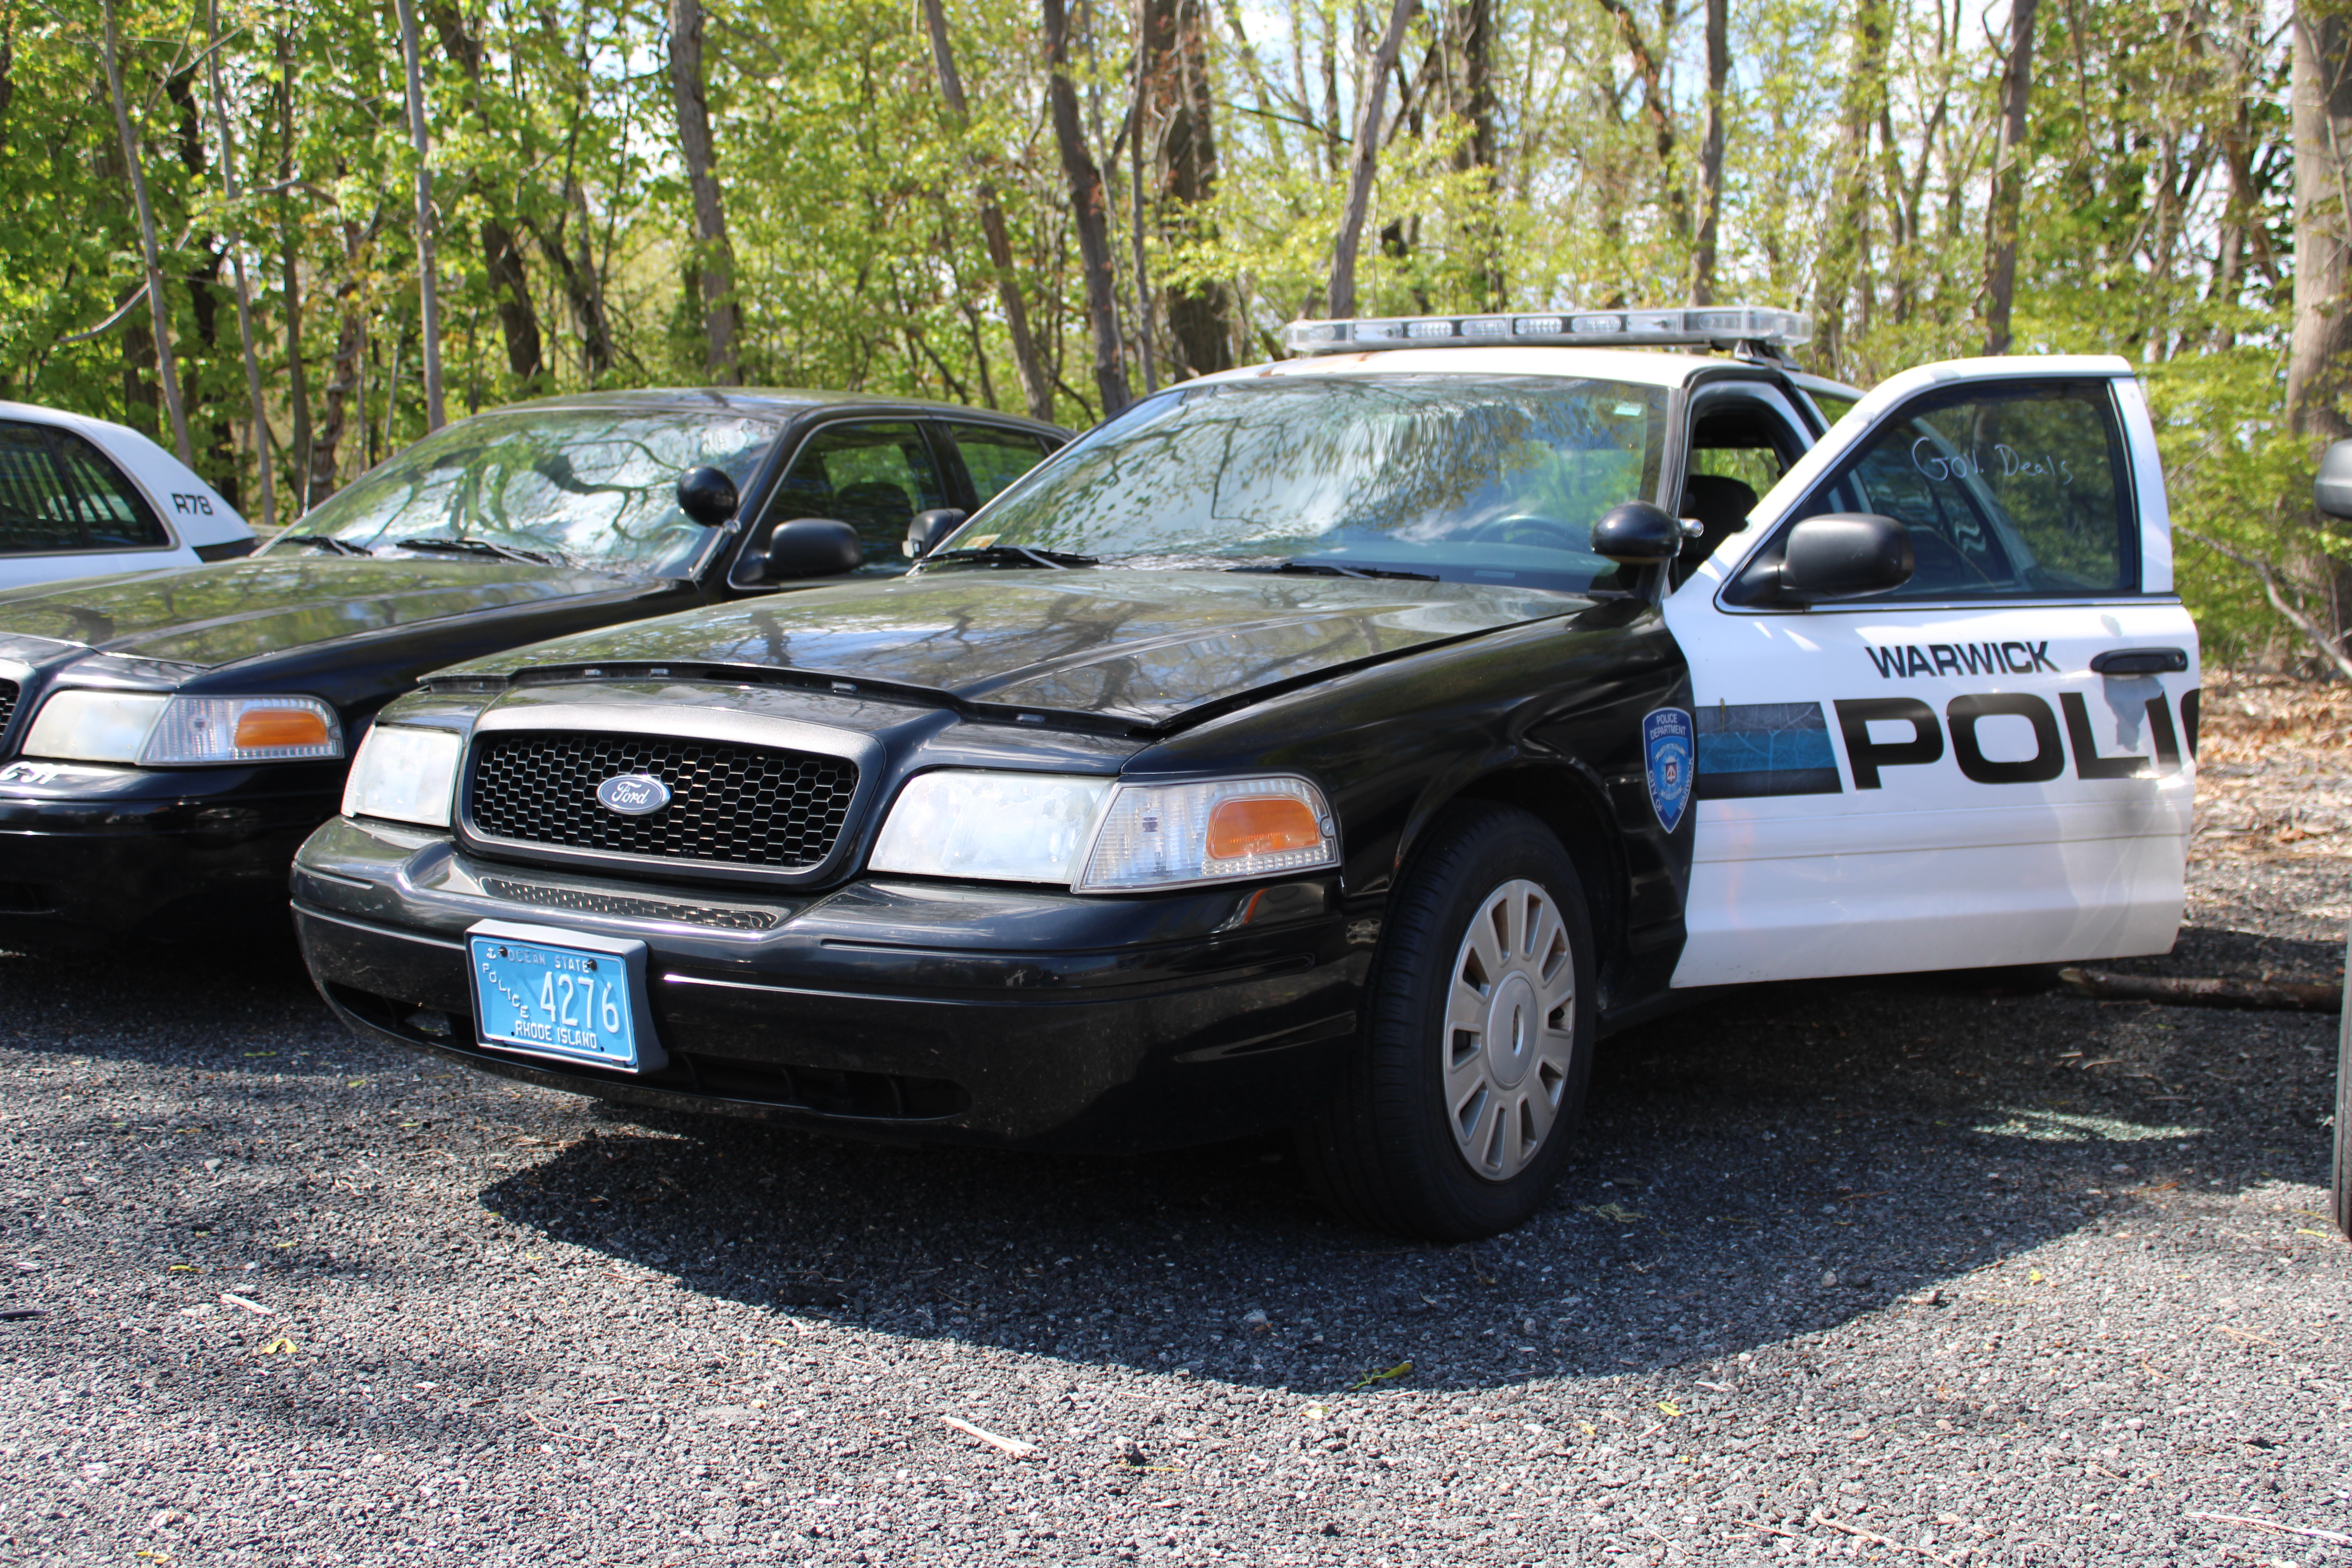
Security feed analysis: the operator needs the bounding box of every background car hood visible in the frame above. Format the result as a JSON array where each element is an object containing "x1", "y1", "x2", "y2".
[
  {"x1": 456, "y1": 569, "x2": 1595, "y2": 724},
  {"x1": 0, "y1": 557, "x2": 637, "y2": 670}
]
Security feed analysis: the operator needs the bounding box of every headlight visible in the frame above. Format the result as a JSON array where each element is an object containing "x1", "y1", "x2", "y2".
[
  {"x1": 866, "y1": 769, "x2": 1339, "y2": 892},
  {"x1": 21, "y1": 691, "x2": 170, "y2": 763},
  {"x1": 1076, "y1": 775, "x2": 1338, "y2": 891},
  {"x1": 868, "y1": 771, "x2": 1112, "y2": 882},
  {"x1": 341, "y1": 724, "x2": 463, "y2": 828},
  {"x1": 21, "y1": 690, "x2": 343, "y2": 766}
]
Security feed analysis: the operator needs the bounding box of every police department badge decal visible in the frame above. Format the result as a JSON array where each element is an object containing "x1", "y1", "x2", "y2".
[{"x1": 1641, "y1": 708, "x2": 1695, "y2": 835}]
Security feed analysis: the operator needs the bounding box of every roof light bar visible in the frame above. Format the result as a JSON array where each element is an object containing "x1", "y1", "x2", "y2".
[{"x1": 1281, "y1": 305, "x2": 1813, "y2": 356}]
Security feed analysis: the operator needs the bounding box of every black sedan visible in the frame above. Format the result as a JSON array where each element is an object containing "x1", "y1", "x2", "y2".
[{"x1": 0, "y1": 390, "x2": 1063, "y2": 947}]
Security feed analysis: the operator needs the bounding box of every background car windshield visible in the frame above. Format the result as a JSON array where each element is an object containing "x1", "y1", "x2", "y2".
[
  {"x1": 960, "y1": 375, "x2": 1665, "y2": 592},
  {"x1": 283, "y1": 408, "x2": 779, "y2": 576}
]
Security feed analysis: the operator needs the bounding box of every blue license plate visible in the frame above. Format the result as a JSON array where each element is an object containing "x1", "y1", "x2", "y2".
[{"x1": 466, "y1": 920, "x2": 657, "y2": 1071}]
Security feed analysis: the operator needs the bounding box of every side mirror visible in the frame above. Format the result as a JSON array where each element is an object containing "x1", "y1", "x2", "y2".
[
  {"x1": 2316, "y1": 440, "x2": 2352, "y2": 519},
  {"x1": 1780, "y1": 513, "x2": 1914, "y2": 604},
  {"x1": 766, "y1": 518, "x2": 864, "y2": 580},
  {"x1": 677, "y1": 466, "x2": 741, "y2": 528},
  {"x1": 1590, "y1": 501, "x2": 1682, "y2": 565},
  {"x1": 904, "y1": 507, "x2": 967, "y2": 559}
]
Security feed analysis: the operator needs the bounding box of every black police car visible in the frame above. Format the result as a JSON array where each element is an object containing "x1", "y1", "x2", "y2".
[
  {"x1": 291, "y1": 310, "x2": 2199, "y2": 1238},
  {"x1": 0, "y1": 391, "x2": 1062, "y2": 947}
]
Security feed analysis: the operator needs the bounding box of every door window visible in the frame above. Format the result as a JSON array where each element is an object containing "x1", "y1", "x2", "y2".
[
  {"x1": 758, "y1": 421, "x2": 949, "y2": 573},
  {"x1": 949, "y1": 425, "x2": 1051, "y2": 506},
  {"x1": 1781, "y1": 380, "x2": 2134, "y2": 601},
  {"x1": 0, "y1": 421, "x2": 169, "y2": 555}
]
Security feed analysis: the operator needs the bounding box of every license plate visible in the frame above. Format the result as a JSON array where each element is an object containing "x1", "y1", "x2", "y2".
[{"x1": 465, "y1": 920, "x2": 662, "y2": 1072}]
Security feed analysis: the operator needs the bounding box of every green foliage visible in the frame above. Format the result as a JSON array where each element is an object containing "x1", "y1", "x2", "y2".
[{"x1": 0, "y1": 0, "x2": 2328, "y2": 665}]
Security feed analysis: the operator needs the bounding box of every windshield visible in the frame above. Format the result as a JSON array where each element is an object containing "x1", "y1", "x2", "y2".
[
  {"x1": 271, "y1": 407, "x2": 780, "y2": 577},
  {"x1": 934, "y1": 374, "x2": 1667, "y2": 594}
]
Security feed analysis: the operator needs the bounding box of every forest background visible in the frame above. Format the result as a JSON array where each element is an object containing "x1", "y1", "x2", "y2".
[{"x1": 8, "y1": 0, "x2": 2352, "y2": 671}]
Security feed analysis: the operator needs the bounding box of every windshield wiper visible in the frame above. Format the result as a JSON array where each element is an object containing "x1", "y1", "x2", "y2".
[
  {"x1": 396, "y1": 535, "x2": 561, "y2": 567},
  {"x1": 275, "y1": 533, "x2": 373, "y2": 557},
  {"x1": 921, "y1": 544, "x2": 1099, "y2": 570},
  {"x1": 1231, "y1": 559, "x2": 1439, "y2": 582}
]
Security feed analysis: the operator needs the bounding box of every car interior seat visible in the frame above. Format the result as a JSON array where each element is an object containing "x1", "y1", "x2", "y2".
[
  {"x1": 832, "y1": 480, "x2": 916, "y2": 557},
  {"x1": 1675, "y1": 473, "x2": 1759, "y2": 580}
]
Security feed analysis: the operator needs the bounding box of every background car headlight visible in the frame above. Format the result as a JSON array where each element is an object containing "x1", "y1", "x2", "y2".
[
  {"x1": 21, "y1": 690, "x2": 171, "y2": 764},
  {"x1": 341, "y1": 724, "x2": 463, "y2": 828},
  {"x1": 1076, "y1": 775, "x2": 1338, "y2": 891},
  {"x1": 868, "y1": 771, "x2": 1112, "y2": 883},
  {"x1": 22, "y1": 691, "x2": 343, "y2": 766}
]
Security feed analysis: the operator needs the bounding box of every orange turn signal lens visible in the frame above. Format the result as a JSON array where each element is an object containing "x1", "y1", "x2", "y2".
[
  {"x1": 234, "y1": 708, "x2": 332, "y2": 750},
  {"x1": 1205, "y1": 795, "x2": 1324, "y2": 861}
]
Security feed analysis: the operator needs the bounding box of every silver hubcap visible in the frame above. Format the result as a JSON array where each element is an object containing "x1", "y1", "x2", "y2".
[{"x1": 1443, "y1": 878, "x2": 1576, "y2": 1182}]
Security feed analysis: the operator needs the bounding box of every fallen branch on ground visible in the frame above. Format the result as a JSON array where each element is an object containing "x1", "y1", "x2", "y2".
[
  {"x1": 940, "y1": 1415, "x2": 1036, "y2": 1457},
  {"x1": 2057, "y1": 968, "x2": 2340, "y2": 1012}
]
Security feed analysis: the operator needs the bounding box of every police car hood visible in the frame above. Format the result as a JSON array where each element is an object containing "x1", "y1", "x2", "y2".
[
  {"x1": 0, "y1": 556, "x2": 641, "y2": 670},
  {"x1": 461, "y1": 569, "x2": 1593, "y2": 725}
]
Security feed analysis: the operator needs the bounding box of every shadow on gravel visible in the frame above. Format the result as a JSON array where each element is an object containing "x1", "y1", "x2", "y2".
[
  {"x1": 4, "y1": 932, "x2": 2334, "y2": 1402},
  {"x1": 469, "y1": 947, "x2": 2338, "y2": 1398}
]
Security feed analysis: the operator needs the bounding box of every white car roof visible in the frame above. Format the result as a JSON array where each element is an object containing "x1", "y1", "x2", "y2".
[
  {"x1": 1191, "y1": 345, "x2": 1758, "y2": 390},
  {"x1": 0, "y1": 398, "x2": 250, "y2": 544}
]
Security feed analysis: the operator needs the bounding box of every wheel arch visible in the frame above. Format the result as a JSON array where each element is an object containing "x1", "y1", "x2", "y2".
[{"x1": 1398, "y1": 760, "x2": 1632, "y2": 999}]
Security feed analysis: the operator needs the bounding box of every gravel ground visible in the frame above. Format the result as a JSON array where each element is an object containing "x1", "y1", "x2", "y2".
[{"x1": 3, "y1": 682, "x2": 2347, "y2": 1568}]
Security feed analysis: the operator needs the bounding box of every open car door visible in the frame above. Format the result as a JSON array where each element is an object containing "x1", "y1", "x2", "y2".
[{"x1": 1662, "y1": 355, "x2": 2198, "y2": 987}]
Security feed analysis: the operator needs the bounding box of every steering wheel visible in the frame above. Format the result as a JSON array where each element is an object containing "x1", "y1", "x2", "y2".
[{"x1": 1458, "y1": 514, "x2": 1587, "y2": 551}]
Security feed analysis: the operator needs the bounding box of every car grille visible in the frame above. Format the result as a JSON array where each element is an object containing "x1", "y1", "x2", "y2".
[
  {"x1": 0, "y1": 679, "x2": 17, "y2": 741},
  {"x1": 477, "y1": 876, "x2": 787, "y2": 931},
  {"x1": 468, "y1": 731, "x2": 858, "y2": 871}
]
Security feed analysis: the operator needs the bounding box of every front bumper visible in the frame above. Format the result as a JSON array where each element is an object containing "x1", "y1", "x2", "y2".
[
  {"x1": 0, "y1": 759, "x2": 344, "y2": 945},
  {"x1": 292, "y1": 817, "x2": 1369, "y2": 1153}
]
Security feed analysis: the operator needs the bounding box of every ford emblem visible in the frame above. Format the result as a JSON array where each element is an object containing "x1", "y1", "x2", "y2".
[{"x1": 595, "y1": 773, "x2": 671, "y2": 816}]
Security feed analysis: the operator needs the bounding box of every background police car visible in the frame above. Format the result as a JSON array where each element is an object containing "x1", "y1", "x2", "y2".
[{"x1": 0, "y1": 401, "x2": 253, "y2": 588}]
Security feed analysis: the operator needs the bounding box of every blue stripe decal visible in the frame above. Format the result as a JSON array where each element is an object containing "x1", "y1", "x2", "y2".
[{"x1": 1694, "y1": 701, "x2": 1843, "y2": 799}]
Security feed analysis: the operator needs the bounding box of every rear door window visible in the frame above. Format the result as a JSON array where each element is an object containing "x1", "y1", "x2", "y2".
[
  {"x1": 0, "y1": 421, "x2": 169, "y2": 554},
  {"x1": 946, "y1": 424, "x2": 1052, "y2": 506}
]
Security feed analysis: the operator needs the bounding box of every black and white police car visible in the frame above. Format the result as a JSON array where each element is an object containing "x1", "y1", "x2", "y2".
[{"x1": 292, "y1": 308, "x2": 2198, "y2": 1239}]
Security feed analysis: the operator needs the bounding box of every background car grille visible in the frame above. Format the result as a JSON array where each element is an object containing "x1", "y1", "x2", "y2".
[
  {"x1": 469, "y1": 731, "x2": 858, "y2": 871},
  {"x1": 0, "y1": 680, "x2": 18, "y2": 740}
]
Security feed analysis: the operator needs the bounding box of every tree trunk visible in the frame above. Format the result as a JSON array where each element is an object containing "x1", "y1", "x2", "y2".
[
  {"x1": 278, "y1": 28, "x2": 311, "y2": 506},
  {"x1": 166, "y1": 67, "x2": 239, "y2": 504},
  {"x1": 1145, "y1": 0, "x2": 1236, "y2": 379},
  {"x1": 1326, "y1": 0, "x2": 1415, "y2": 319},
  {"x1": 921, "y1": 0, "x2": 1054, "y2": 420},
  {"x1": 205, "y1": 0, "x2": 276, "y2": 527},
  {"x1": 666, "y1": 0, "x2": 740, "y2": 385},
  {"x1": 1690, "y1": 0, "x2": 1728, "y2": 306},
  {"x1": 1044, "y1": 0, "x2": 1130, "y2": 415},
  {"x1": 426, "y1": 2, "x2": 546, "y2": 391},
  {"x1": 1130, "y1": 0, "x2": 1158, "y2": 395},
  {"x1": 1982, "y1": 0, "x2": 2039, "y2": 356},
  {"x1": 98, "y1": 0, "x2": 194, "y2": 467},
  {"x1": 1817, "y1": 0, "x2": 1888, "y2": 374},
  {"x1": 1451, "y1": 0, "x2": 1502, "y2": 309},
  {"x1": 392, "y1": 0, "x2": 447, "y2": 428},
  {"x1": 2287, "y1": 1, "x2": 2352, "y2": 657}
]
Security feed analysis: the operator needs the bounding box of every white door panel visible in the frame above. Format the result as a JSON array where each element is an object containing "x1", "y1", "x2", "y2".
[
  {"x1": 1667, "y1": 362, "x2": 2196, "y2": 987},
  {"x1": 1679, "y1": 835, "x2": 2185, "y2": 985},
  {"x1": 1694, "y1": 793, "x2": 2191, "y2": 862}
]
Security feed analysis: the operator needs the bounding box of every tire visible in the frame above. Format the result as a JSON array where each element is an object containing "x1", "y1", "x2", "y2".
[
  {"x1": 2334, "y1": 918, "x2": 2351, "y2": 1241},
  {"x1": 1297, "y1": 802, "x2": 1598, "y2": 1240}
]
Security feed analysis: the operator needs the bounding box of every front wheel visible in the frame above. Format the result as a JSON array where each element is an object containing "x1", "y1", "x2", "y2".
[{"x1": 1297, "y1": 803, "x2": 1598, "y2": 1240}]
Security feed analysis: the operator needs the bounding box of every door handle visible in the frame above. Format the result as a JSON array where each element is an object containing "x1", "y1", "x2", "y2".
[{"x1": 2089, "y1": 647, "x2": 2188, "y2": 675}]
